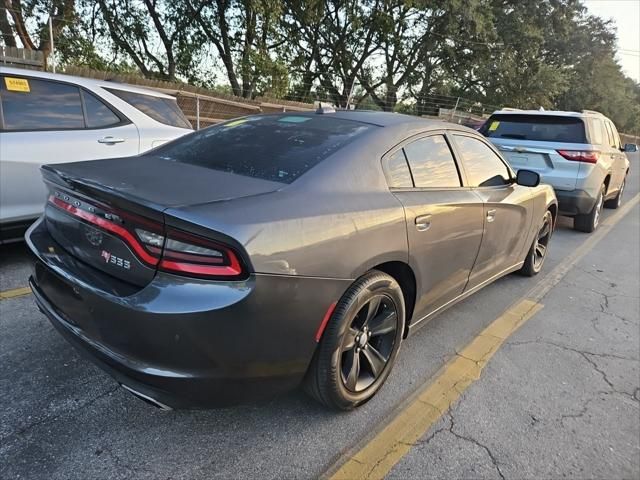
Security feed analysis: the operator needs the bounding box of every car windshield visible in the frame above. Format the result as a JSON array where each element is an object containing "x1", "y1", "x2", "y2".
[
  {"x1": 152, "y1": 114, "x2": 373, "y2": 183},
  {"x1": 481, "y1": 114, "x2": 587, "y2": 143}
]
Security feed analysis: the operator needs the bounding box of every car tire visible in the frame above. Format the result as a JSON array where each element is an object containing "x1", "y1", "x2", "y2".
[
  {"x1": 304, "y1": 270, "x2": 405, "y2": 410},
  {"x1": 574, "y1": 184, "x2": 605, "y2": 233},
  {"x1": 519, "y1": 210, "x2": 553, "y2": 277},
  {"x1": 604, "y1": 177, "x2": 625, "y2": 209}
]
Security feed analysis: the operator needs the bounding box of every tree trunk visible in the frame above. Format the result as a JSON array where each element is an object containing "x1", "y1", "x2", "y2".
[{"x1": 0, "y1": 7, "x2": 16, "y2": 47}]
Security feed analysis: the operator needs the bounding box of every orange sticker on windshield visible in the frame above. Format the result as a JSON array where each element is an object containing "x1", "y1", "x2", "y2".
[
  {"x1": 4, "y1": 77, "x2": 30, "y2": 92},
  {"x1": 488, "y1": 121, "x2": 500, "y2": 131}
]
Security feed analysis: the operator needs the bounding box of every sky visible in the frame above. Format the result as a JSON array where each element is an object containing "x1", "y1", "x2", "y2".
[{"x1": 583, "y1": 0, "x2": 640, "y2": 82}]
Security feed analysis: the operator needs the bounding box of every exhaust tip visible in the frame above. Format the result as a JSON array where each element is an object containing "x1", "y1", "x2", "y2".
[{"x1": 120, "y1": 383, "x2": 173, "y2": 411}]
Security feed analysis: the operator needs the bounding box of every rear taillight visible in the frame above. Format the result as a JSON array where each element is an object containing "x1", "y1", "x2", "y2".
[
  {"x1": 49, "y1": 195, "x2": 162, "y2": 266},
  {"x1": 557, "y1": 150, "x2": 599, "y2": 163},
  {"x1": 49, "y1": 195, "x2": 245, "y2": 279},
  {"x1": 158, "y1": 229, "x2": 244, "y2": 278}
]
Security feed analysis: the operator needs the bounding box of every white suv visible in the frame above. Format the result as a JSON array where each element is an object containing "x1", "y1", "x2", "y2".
[
  {"x1": 481, "y1": 109, "x2": 636, "y2": 232},
  {"x1": 0, "y1": 67, "x2": 193, "y2": 242}
]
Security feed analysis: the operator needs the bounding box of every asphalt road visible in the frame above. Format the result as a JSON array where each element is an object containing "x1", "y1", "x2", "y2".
[{"x1": 1, "y1": 162, "x2": 638, "y2": 480}]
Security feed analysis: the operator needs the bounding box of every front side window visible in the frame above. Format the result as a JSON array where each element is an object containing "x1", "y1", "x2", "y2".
[
  {"x1": 453, "y1": 135, "x2": 511, "y2": 187},
  {"x1": 153, "y1": 114, "x2": 374, "y2": 183},
  {"x1": 105, "y1": 88, "x2": 191, "y2": 129},
  {"x1": 1, "y1": 76, "x2": 84, "y2": 130},
  {"x1": 403, "y1": 135, "x2": 461, "y2": 188}
]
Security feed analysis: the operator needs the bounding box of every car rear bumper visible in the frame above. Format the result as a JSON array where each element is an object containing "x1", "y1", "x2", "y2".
[
  {"x1": 555, "y1": 188, "x2": 597, "y2": 216},
  {"x1": 26, "y1": 217, "x2": 350, "y2": 408}
]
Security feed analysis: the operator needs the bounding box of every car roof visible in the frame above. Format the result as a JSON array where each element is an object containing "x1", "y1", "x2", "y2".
[
  {"x1": 254, "y1": 110, "x2": 477, "y2": 133},
  {"x1": 490, "y1": 108, "x2": 606, "y2": 119},
  {"x1": 0, "y1": 66, "x2": 175, "y2": 99}
]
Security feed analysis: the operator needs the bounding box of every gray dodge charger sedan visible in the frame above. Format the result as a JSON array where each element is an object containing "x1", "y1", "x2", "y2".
[{"x1": 27, "y1": 110, "x2": 557, "y2": 410}]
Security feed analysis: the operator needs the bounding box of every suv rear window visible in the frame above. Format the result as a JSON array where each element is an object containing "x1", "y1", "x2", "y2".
[
  {"x1": 481, "y1": 114, "x2": 587, "y2": 143},
  {"x1": 105, "y1": 88, "x2": 191, "y2": 129},
  {"x1": 153, "y1": 114, "x2": 373, "y2": 183}
]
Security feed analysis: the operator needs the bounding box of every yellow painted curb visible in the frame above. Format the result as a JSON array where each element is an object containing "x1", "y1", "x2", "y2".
[
  {"x1": 0, "y1": 286, "x2": 32, "y2": 300},
  {"x1": 327, "y1": 193, "x2": 639, "y2": 480},
  {"x1": 330, "y1": 300, "x2": 542, "y2": 480}
]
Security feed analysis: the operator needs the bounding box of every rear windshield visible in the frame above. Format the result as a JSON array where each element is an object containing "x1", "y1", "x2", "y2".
[
  {"x1": 481, "y1": 114, "x2": 587, "y2": 143},
  {"x1": 104, "y1": 88, "x2": 191, "y2": 129},
  {"x1": 152, "y1": 114, "x2": 373, "y2": 183}
]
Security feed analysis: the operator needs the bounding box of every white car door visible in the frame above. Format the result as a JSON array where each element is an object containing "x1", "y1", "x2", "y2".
[{"x1": 0, "y1": 75, "x2": 140, "y2": 224}]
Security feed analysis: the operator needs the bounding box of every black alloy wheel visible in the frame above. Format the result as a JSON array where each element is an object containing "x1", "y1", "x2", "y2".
[
  {"x1": 532, "y1": 212, "x2": 552, "y2": 272},
  {"x1": 519, "y1": 210, "x2": 553, "y2": 277},
  {"x1": 340, "y1": 294, "x2": 398, "y2": 392},
  {"x1": 304, "y1": 270, "x2": 405, "y2": 410}
]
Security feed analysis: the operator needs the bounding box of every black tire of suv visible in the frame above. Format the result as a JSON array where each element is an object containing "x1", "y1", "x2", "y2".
[
  {"x1": 304, "y1": 270, "x2": 405, "y2": 410},
  {"x1": 574, "y1": 184, "x2": 605, "y2": 233},
  {"x1": 604, "y1": 177, "x2": 625, "y2": 210}
]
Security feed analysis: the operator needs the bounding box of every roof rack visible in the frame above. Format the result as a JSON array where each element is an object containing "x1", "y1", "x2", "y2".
[
  {"x1": 582, "y1": 109, "x2": 603, "y2": 116},
  {"x1": 499, "y1": 107, "x2": 521, "y2": 112}
]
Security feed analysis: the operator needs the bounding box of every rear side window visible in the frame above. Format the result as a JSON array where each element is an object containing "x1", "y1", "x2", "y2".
[
  {"x1": 481, "y1": 114, "x2": 587, "y2": 143},
  {"x1": 153, "y1": 115, "x2": 374, "y2": 183},
  {"x1": 453, "y1": 135, "x2": 511, "y2": 187},
  {"x1": 606, "y1": 121, "x2": 621, "y2": 149},
  {"x1": 105, "y1": 88, "x2": 191, "y2": 129},
  {"x1": 384, "y1": 150, "x2": 413, "y2": 188},
  {"x1": 587, "y1": 118, "x2": 605, "y2": 145},
  {"x1": 82, "y1": 90, "x2": 121, "y2": 128},
  {"x1": 1, "y1": 76, "x2": 84, "y2": 130},
  {"x1": 403, "y1": 135, "x2": 461, "y2": 188}
]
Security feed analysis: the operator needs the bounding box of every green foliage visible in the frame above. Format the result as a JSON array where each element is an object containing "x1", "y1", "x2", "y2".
[{"x1": 1, "y1": 0, "x2": 638, "y2": 133}]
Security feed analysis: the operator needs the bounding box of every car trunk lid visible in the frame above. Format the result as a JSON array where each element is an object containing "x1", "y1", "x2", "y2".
[{"x1": 41, "y1": 155, "x2": 279, "y2": 286}]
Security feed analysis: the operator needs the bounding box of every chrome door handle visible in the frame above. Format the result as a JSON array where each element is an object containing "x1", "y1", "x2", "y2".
[
  {"x1": 98, "y1": 136, "x2": 125, "y2": 144},
  {"x1": 415, "y1": 214, "x2": 432, "y2": 231},
  {"x1": 486, "y1": 209, "x2": 497, "y2": 222}
]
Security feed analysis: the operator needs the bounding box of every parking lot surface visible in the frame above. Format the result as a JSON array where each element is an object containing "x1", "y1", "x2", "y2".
[{"x1": 1, "y1": 163, "x2": 639, "y2": 479}]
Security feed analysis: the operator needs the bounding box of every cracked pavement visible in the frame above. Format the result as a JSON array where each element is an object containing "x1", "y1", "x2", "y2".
[
  {"x1": 1, "y1": 163, "x2": 638, "y2": 479},
  {"x1": 388, "y1": 200, "x2": 640, "y2": 480}
]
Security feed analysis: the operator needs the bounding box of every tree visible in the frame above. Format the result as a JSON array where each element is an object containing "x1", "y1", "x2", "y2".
[
  {"x1": 1, "y1": 0, "x2": 76, "y2": 59},
  {"x1": 356, "y1": 1, "x2": 430, "y2": 111},
  {"x1": 282, "y1": 0, "x2": 383, "y2": 107},
  {"x1": 94, "y1": 0, "x2": 203, "y2": 81},
  {"x1": 186, "y1": 0, "x2": 285, "y2": 98}
]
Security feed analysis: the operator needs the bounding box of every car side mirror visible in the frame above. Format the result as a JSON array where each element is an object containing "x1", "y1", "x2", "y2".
[
  {"x1": 516, "y1": 169, "x2": 540, "y2": 187},
  {"x1": 623, "y1": 143, "x2": 638, "y2": 153}
]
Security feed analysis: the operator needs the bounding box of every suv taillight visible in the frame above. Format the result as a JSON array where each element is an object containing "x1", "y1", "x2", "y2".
[{"x1": 557, "y1": 150, "x2": 599, "y2": 163}]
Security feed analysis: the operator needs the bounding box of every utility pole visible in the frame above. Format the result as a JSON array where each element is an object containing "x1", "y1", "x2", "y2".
[
  {"x1": 450, "y1": 97, "x2": 460, "y2": 121},
  {"x1": 49, "y1": 17, "x2": 55, "y2": 73},
  {"x1": 196, "y1": 95, "x2": 200, "y2": 130}
]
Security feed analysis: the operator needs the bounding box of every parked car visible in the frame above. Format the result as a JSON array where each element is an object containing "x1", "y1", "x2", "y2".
[
  {"x1": 480, "y1": 109, "x2": 636, "y2": 233},
  {"x1": 27, "y1": 111, "x2": 557, "y2": 410},
  {"x1": 0, "y1": 67, "x2": 192, "y2": 242}
]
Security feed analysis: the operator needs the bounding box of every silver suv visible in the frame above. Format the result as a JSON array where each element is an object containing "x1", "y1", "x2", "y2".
[{"x1": 481, "y1": 109, "x2": 636, "y2": 232}]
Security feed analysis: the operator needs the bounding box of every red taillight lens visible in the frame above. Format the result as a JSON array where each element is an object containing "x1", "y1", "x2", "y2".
[
  {"x1": 49, "y1": 195, "x2": 162, "y2": 266},
  {"x1": 557, "y1": 150, "x2": 599, "y2": 163},
  {"x1": 158, "y1": 229, "x2": 244, "y2": 278},
  {"x1": 48, "y1": 195, "x2": 245, "y2": 279}
]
